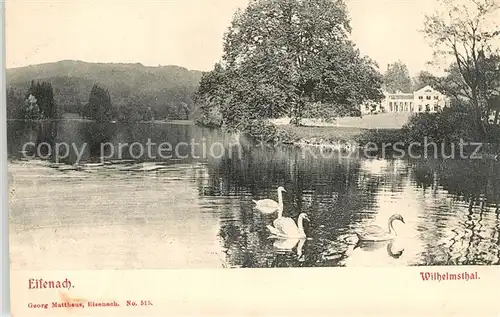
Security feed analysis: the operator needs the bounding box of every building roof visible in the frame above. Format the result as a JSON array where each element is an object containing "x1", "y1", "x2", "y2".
[
  {"x1": 388, "y1": 94, "x2": 414, "y2": 100},
  {"x1": 414, "y1": 85, "x2": 441, "y2": 94}
]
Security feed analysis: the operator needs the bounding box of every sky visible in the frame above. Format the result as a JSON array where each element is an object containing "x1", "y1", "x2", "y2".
[{"x1": 6, "y1": 0, "x2": 445, "y2": 77}]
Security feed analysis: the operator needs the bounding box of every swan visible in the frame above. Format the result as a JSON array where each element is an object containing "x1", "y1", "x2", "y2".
[
  {"x1": 252, "y1": 186, "x2": 286, "y2": 214},
  {"x1": 270, "y1": 205, "x2": 296, "y2": 232},
  {"x1": 355, "y1": 214, "x2": 405, "y2": 242},
  {"x1": 267, "y1": 213, "x2": 310, "y2": 239}
]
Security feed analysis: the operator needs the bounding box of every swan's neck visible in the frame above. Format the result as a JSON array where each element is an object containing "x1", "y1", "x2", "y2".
[
  {"x1": 297, "y1": 217, "x2": 305, "y2": 235},
  {"x1": 388, "y1": 219, "x2": 397, "y2": 235},
  {"x1": 277, "y1": 190, "x2": 284, "y2": 209},
  {"x1": 277, "y1": 207, "x2": 283, "y2": 218}
]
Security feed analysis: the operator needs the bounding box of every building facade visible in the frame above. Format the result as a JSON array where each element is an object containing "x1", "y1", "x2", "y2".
[{"x1": 361, "y1": 85, "x2": 450, "y2": 114}]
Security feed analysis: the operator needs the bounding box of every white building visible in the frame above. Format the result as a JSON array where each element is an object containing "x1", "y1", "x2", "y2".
[{"x1": 361, "y1": 86, "x2": 450, "y2": 114}]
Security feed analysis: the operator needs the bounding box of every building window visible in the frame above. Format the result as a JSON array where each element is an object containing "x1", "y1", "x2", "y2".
[
  {"x1": 434, "y1": 96, "x2": 439, "y2": 100},
  {"x1": 426, "y1": 96, "x2": 431, "y2": 100},
  {"x1": 435, "y1": 105, "x2": 441, "y2": 112},
  {"x1": 419, "y1": 96, "x2": 423, "y2": 100},
  {"x1": 418, "y1": 105, "x2": 422, "y2": 112},
  {"x1": 426, "y1": 104, "x2": 430, "y2": 111},
  {"x1": 389, "y1": 102, "x2": 393, "y2": 112}
]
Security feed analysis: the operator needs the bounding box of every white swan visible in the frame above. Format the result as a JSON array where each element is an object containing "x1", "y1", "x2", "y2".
[
  {"x1": 267, "y1": 213, "x2": 310, "y2": 239},
  {"x1": 252, "y1": 186, "x2": 286, "y2": 214},
  {"x1": 355, "y1": 214, "x2": 405, "y2": 242}
]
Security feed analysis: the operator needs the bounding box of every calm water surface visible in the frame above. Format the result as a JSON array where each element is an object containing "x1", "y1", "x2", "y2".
[{"x1": 7, "y1": 121, "x2": 500, "y2": 269}]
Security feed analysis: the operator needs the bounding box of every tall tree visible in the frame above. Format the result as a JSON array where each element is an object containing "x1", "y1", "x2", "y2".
[
  {"x1": 423, "y1": 0, "x2": 500, "y2": 139},
  {"x1": 85, "y1": 84, "x2": 113, "y2": 122},
  {"x1": 383, "y1": 61, "x2": 413, "y2": 93},
  {"x1": 196, "y1": 0, "x2": 383, "y2": 128}
]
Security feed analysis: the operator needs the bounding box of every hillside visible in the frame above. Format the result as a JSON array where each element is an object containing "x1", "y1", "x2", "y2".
[{"x1": 6, "y1": 60, "x2": 204, "y2": 120}]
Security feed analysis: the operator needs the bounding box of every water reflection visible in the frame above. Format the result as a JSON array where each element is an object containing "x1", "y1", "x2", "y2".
[
  {"x1": 80, "y1": 122, "x2": 117, "y2": 161},
  {"x1": 7, "y1": 120, "x2": 500, "y2": 269}
]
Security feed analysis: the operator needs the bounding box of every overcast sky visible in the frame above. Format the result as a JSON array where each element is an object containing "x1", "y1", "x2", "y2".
[{"x1": 6, "y1": 0, "x2": 444, "y2": 76}]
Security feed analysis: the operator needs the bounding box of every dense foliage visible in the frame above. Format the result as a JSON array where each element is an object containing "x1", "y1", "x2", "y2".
[
  {"x1": 383, "y1": 61, "x2": 413, "y2": 93},
  {"x1": 423, "y1": 0, "x2": 500, "y2": 141},
  {"x1": 83, "y1": 85, "x2": 114, "y2": 122},
  {"x1": 401, "y1": 102, "x2": 478, "y2": 144},
  {"x1": 6, "y1": 81, "x2": 59, "y2": 120},
  {"x1": 6, "y1": 87, "x2": 23, "y2": 119},
  {"x1": 195, "y1": 0, "x2": 384, "y2": 139}
]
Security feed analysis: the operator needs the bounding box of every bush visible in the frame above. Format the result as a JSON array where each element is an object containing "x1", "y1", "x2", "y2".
[
  {"x1": 194, "y1": 104, "x2": 223, "y2": 128},
  {"x1": 239, "y1": 120, "x2": 292, "y2": 144},
  {"x1": 401, "y1": 103, "x2": 477, "y2": 144},
  {"x1": 401, "y1": 112, "x2": 440, "y2": 143}
]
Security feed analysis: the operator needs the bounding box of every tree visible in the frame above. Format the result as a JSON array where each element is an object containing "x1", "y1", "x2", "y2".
[
  {"x1": 24, "y1": 80, "x2": 58, "y2": 119},
  {"x1": 85, "y1": 84, "x2": 113, "y2": 122},
  {"x1": 423, "y1": 0, "x2": 500, "y2": 139},
  {"x1": 196, "y1": 0, "x2": 383, "y2": 129},
  {"x1": 117, "y1": 94, "x2": 155, "y2": 123},
  {"x1": 194, "y1": 63, "x2": 230, "y2": 127},
  {"x1": 412, "y1": 71, "x2": 435, "y2": 91},
  {"x1": 6, "y1": 87, "x2": 22, "y2": 119},
  {"x1": 383, "y1": 61, "x2": 413, "y2": 93}
]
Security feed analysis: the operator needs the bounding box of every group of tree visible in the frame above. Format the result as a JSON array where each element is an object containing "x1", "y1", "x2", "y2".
[
  {"x1": 195, "y1": 0, "x2": 385, "y2": 137},
  {"x1": 6, "y1": 81, "x2": 59, "y2": 120},
  {"x1": 6, "y1": 80, "x2": 195, "y2": 123},
  {"x1": 381, "y1": 62, "x2": 438, "y2": 94},
  {"x1": 404, "y1": 0, "x2": 500, "y2": 144}
]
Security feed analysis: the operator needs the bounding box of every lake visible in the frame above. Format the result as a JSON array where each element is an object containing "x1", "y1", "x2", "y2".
[{"x1": 7, "y1": 120, "x2": 500, "y2": 269}]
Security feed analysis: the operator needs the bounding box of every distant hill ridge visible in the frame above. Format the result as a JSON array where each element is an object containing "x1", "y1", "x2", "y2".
[{"x1": 6, "y1": 60, "x2": 205, "y2": 119}]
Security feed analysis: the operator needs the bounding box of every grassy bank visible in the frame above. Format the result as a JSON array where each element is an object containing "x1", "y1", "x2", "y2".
[
  {"x1": 271, "y1": 112, "x2": 412, "y2": 129},
  {"x1": 279, "y1": 125, "x2": 366, "y2": 143},
  {"x1": 270, "y1": 113, "x2": 410, "y2": 146},
  {"x1": 278, "y1": 124, "x2": 404, "y2": 146}
]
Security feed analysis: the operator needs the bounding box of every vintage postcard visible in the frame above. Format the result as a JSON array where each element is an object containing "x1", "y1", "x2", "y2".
[{"x1": 3, "y1": 0, "x2": 500, "y2": 316}]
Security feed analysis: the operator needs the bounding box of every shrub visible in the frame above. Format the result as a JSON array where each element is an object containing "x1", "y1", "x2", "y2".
[
  {"x1": 239, "y1": 120, "x2": 292, "y2": 144},
  {"x1": 194, "y1": 103, "x2": 223, "y2": 128},
  {"x1": 401, "y1": 103, "x2": 477, "y2": 144}
]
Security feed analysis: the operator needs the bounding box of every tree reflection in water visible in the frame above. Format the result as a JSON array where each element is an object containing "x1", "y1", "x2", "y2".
[{"x1": 7, "y1": 121, "x2": 500, "y2": 267}]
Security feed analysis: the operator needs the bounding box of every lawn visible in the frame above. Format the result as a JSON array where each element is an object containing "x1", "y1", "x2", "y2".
[
  {"x1": 280, "y1": 125, "x2": 367, "y2": 142},
  {"x1": 273, "y1": 113, "x2": 411, "y2": 144},
  {"x1": 272, "y1": 112, "x2": 412, "y2": 129}
]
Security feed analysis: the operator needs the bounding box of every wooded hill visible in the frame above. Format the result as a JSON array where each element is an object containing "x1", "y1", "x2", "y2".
[{"x1": 6, "y1": 60, "x2": 204, "y2": 120}]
